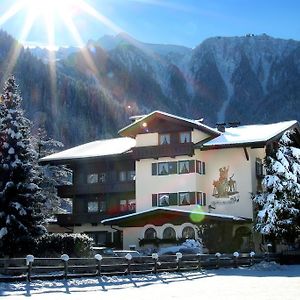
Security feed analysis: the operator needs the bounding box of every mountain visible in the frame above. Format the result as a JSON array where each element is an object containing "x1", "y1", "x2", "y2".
[
  {"x1": 28, "y1": 46, "x2": 80, "y2": 63},
  {"x1": 1, "y1": 30, "x2": 300, "y2": 147}
]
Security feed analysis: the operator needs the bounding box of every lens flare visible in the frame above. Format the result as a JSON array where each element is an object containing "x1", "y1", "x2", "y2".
[{"x1": 190, "y1": 206, "x2": 205, "y2": 223}]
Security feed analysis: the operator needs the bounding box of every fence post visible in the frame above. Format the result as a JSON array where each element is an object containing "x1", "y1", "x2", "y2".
[
  {"x1": 266, "y1": 243, "x2": 272, "y2": 262},
  {"x1": 95, "y1": 254, "x2": 103, "y2": 276},
  {"x1": 61, "y1": 254, "x2": 69, "y2": 279},
  {"x1": 197, "y1": 253, "x2": 202, "y2": 271},
  {"x1": 125, "y1": 253, "x2": 132, "y2": 274},
  {"x1": 152, "y1": 253, "x2": 159, "y2": 274},
  {"x1": 176, "y1": 252, "x2": 182, "y2": 272},
  {"x1": 26, "y1": 255, "x2": 34, "y2": 282},
  {"x1": 233, "y1": 252, "x2": 239, "y2": 268},
  {"x1": 249, "y1": 251, "x2": 255, "y2": 266},
  {"x1": 215, "y1": 252, "x2": 221, "y2": 269}
]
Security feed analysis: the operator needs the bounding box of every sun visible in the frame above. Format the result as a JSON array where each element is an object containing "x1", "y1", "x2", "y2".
[{"x1": 0, "y1": 0, "x2": 123, "y2": 50}]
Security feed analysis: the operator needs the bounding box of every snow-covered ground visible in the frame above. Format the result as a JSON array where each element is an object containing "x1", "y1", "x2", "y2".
[{"x1": 1, "y1": 263, "x2": 299, "y2": 300}]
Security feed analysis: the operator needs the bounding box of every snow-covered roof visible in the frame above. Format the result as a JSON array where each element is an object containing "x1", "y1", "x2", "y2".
[
  {"x1": 202, "y1": 120, "x2": 298, "y2": 148},
  {"x1": 102, "y1": 207, "x2": 249, "y2": 226},
  {"x1": 40, "y1": 137, "x2": 136, "y2": 163},
  {"x1": 119, "y1": 110, "x2": 221, "y2": 137}
]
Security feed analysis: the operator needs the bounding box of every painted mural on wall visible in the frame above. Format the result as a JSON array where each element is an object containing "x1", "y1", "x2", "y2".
[{"x1": 212, "y1": 166, "x2": 239, "y2": 200}]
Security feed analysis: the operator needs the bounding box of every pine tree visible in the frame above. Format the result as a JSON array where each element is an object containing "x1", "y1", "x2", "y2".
[
  {"x1": 32, "y1": 127, "x2": 72, "y2": 216},
  {"x1": 253, "y1": 129, "x2": 300, "y2": 244},
  {"x1": 0, "y1": 76, "x2": 46, "y2": 257}
]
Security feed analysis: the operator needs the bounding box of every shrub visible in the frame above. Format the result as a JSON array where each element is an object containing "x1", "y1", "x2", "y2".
[{"x1": 34, "y1": 233, "x2": 94, "y2": 257}]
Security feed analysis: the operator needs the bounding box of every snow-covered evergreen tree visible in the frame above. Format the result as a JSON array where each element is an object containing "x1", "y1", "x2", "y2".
[
  {"x1": 32, "y1": 127, "x2": 72, "y2": 216},
  {"x1": 0, "y1": 76, "x2": 46, "y2": 257},
  {"x1": 253, "y1": 129, "x2": 300, "y2": 244}
]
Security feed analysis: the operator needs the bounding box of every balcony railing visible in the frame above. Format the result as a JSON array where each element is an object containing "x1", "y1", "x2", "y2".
[
  {"x1": 57, "y1": 181, "x2": 135, "y2": 197},
  {"x1": 132, "y1": 143, "x2": 194, "y2": 160},
  {"x1": 56, "y1": 210, "x2": 135, "y2": 226}
]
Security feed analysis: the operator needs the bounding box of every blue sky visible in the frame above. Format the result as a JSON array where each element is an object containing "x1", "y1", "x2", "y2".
[{"x1": 0, "y1": 0, "x2": 299, "y2": 48}]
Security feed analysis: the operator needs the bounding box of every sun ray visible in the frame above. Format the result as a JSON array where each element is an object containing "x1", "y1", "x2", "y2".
[
  {"x1": 0, "y1": 1, "x2": 26, "y2": 26},
  {"x1": 4, "y1": 8, "x2": 37, "y2": 80},
  {"x1": 76, "y1": 0, "x2": 123, "y2": 33},
  {"x1": 44, "y1": 9, "x2": 58, "y2": 115},
  {"x1": 59, "y1": 9, "x2": 100, "y2": 77}
]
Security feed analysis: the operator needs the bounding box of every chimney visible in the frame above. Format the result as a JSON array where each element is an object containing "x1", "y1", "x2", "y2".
[
  {"x1": 228, "y1": 121, "x2": 240, "y2": 128},
  {"x1": 216, "y1": 123, "x2": 226, "y2": 132}
]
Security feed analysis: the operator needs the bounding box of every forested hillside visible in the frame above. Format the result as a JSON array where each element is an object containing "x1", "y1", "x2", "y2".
[{"x1": 1, "y1": 30, "x2": 300, "y2": 147}]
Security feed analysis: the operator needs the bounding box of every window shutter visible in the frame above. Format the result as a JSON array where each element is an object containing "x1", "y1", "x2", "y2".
[
  {"x1": 202, "y1": 162, "x2": 206, "y2": 174},
  {"x1": 169, "y1": 193, "x2": 178, "y2": 205},
  {"x1": 203, "y1": 193, "x2": 207, "y2": 206},
  {"x1": 152, "y1": 163, "x2": 157, "y2": 175},
  {"x1": 189, "y1": 192, "x2": 196, "y2": 204},
  {"x1": 189, "y1": 160, "x2": 195, "y2": 173},
  {"x1": 196, "y1": 160, "x2": 200, "y2": 173},
  {"x1": 152, "y1": 194, "x2": 158, "y2": 207}
]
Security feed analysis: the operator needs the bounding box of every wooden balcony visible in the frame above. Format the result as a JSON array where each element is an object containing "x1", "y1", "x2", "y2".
[
  {"x1": 56, "y1": 211, "x2": 134, "y2": 226},
  {"x1": 132, "y1": 143, "x2": 194, "y2": 160},
  {"x1": 57, "y1": 181, "x2": 135, "y2": 197}
]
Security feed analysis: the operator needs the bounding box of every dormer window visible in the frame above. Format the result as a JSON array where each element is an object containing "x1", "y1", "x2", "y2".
[
  {"x1": 179, "y1": 132, "x2": 191, "y2": 143},
  {"x1": 159, "y1": 133, "x2": 170, "y2": 145}
]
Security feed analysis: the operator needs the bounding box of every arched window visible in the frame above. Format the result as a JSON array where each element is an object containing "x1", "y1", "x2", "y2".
[
  {"x1": 144, "y1": 228, "x2": 157, "y2": 239},
  {"x1": 182, "y1": 226, "x2": 195, "y2": 239},
  {"x1": 163, "y1": 227, "x2": 176, "y2": 239}
]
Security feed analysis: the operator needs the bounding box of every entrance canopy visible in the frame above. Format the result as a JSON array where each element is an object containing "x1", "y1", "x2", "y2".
[{"x1": 102, "y1": 207, "x2": 251, "y2": 227}]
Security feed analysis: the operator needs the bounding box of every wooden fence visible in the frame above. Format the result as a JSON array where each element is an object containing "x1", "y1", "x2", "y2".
[{"x1": 0, "y1": 252, "x2": 278, "y2": 282}]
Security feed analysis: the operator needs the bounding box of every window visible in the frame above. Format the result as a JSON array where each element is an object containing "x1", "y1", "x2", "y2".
[
  {"x1": 88, "y1": 201, "x2": 99, "y2": 212},
  {"x1": 196, "y1": 161, "x2": 206, "y2": 174},
  {"x1": 98, "y1": 173, "x2": 106, "y2": 183},
  {"x1": 128, "y1": 199, "x2": 136, "y2": 211},
  {"x1": 158, "y1": 193, "x2": 170, "y2": 206},
  {"x1": 86, "y1": 231, "x2": 108, "y2": 246},
  {"x1": 153, "y1": 192, "x2": 195, "y2": 207},
  {"x1": 128, "y1": 170, "x2": 135, "y2": 181},
  {"x1": 99, "y1": 201, "x2": 106, "y2": 212},
  {"x1": 160, "y1": 133, "x2": 170, "y2": 145},
  {"x1": 163, "y1": 227, "x2": 176, "y2": 239},
  {"x1": 179, "y1": 192, "x2": 190, "y2": 205},
  {"x1": 152, "y1": 194, "x2": 158, "y2": 207},
  {"x1": 87, "y1": 173, "x2": 98, "y2": 184},
  {"x1": 144, "y1": 228, "x2": 157, "y2": 239},
  {"x1": 178, "y1": 161, "x2": 190, "y2": 174},
  {"x1": 182, "y1": 226, "x2": 195, "y2": 239},
  {"x1": 119, "y1": 171, "x2": 127, "y2": 182},
  {"x1": 197, "y1": 192, "x2": 207, "y2": 206},
  {"x1": 180, "y1": 132, "x2": 191, "y2": 143},
  {"x1": 120, "y1": 199, "x2": 136, "y2": 212},
  {"x1": 178, "y1": 160, "x2": 195, "y2": 174},
  {"x1": 120, "y1": 200, "x2": 128, "y2": 212},
  {"x1": 157, "y1": 162, "x2": 177, "y2": 175},
  {"x1": 256, "y1": 158, "x2": 264, "y2": 177},
  {"x1": 158, "y1": 162, "x2": 169, "y2": 175},
  {"x1": 153, "y1": 160, "x2": 198, "y2": 176}
]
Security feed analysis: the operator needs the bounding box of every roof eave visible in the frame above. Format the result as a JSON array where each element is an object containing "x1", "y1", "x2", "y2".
[{"x1": 119, "y1": 111, "x2": 220, "y2": 138}]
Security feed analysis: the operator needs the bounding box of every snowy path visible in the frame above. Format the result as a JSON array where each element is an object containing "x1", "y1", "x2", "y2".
[{"x1": 1, "y1": 264, "x2": 300, "y2": 300}]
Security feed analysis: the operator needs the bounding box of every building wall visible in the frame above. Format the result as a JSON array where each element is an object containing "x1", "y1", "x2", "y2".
[
  {"x1": 135, "y1": 133, "x2": 158, "y2": 147},
  {"x1": 136, "y1": 145, "x2": 265, "y2": 219},
  {"x1": 197, "y1": 147, "x2": 253, "y2": 218},
  {"x1": 122, "y1": 223, "x2": 199, "y2": 250},
  {"x1": 191, "y1": 129, "x2": 210, "y2": 144},
  {"x1": 136, "y1": 155, "x2": 198, "y2": 212}
]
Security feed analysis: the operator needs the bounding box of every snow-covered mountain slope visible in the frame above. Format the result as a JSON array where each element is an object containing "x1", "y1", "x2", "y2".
[
  {"x1": 29, "y1": 46, "x2": 80, "y2": 62},
  {"x1": 6, "y1": 31, "x2": 300, "y2": 146}
]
